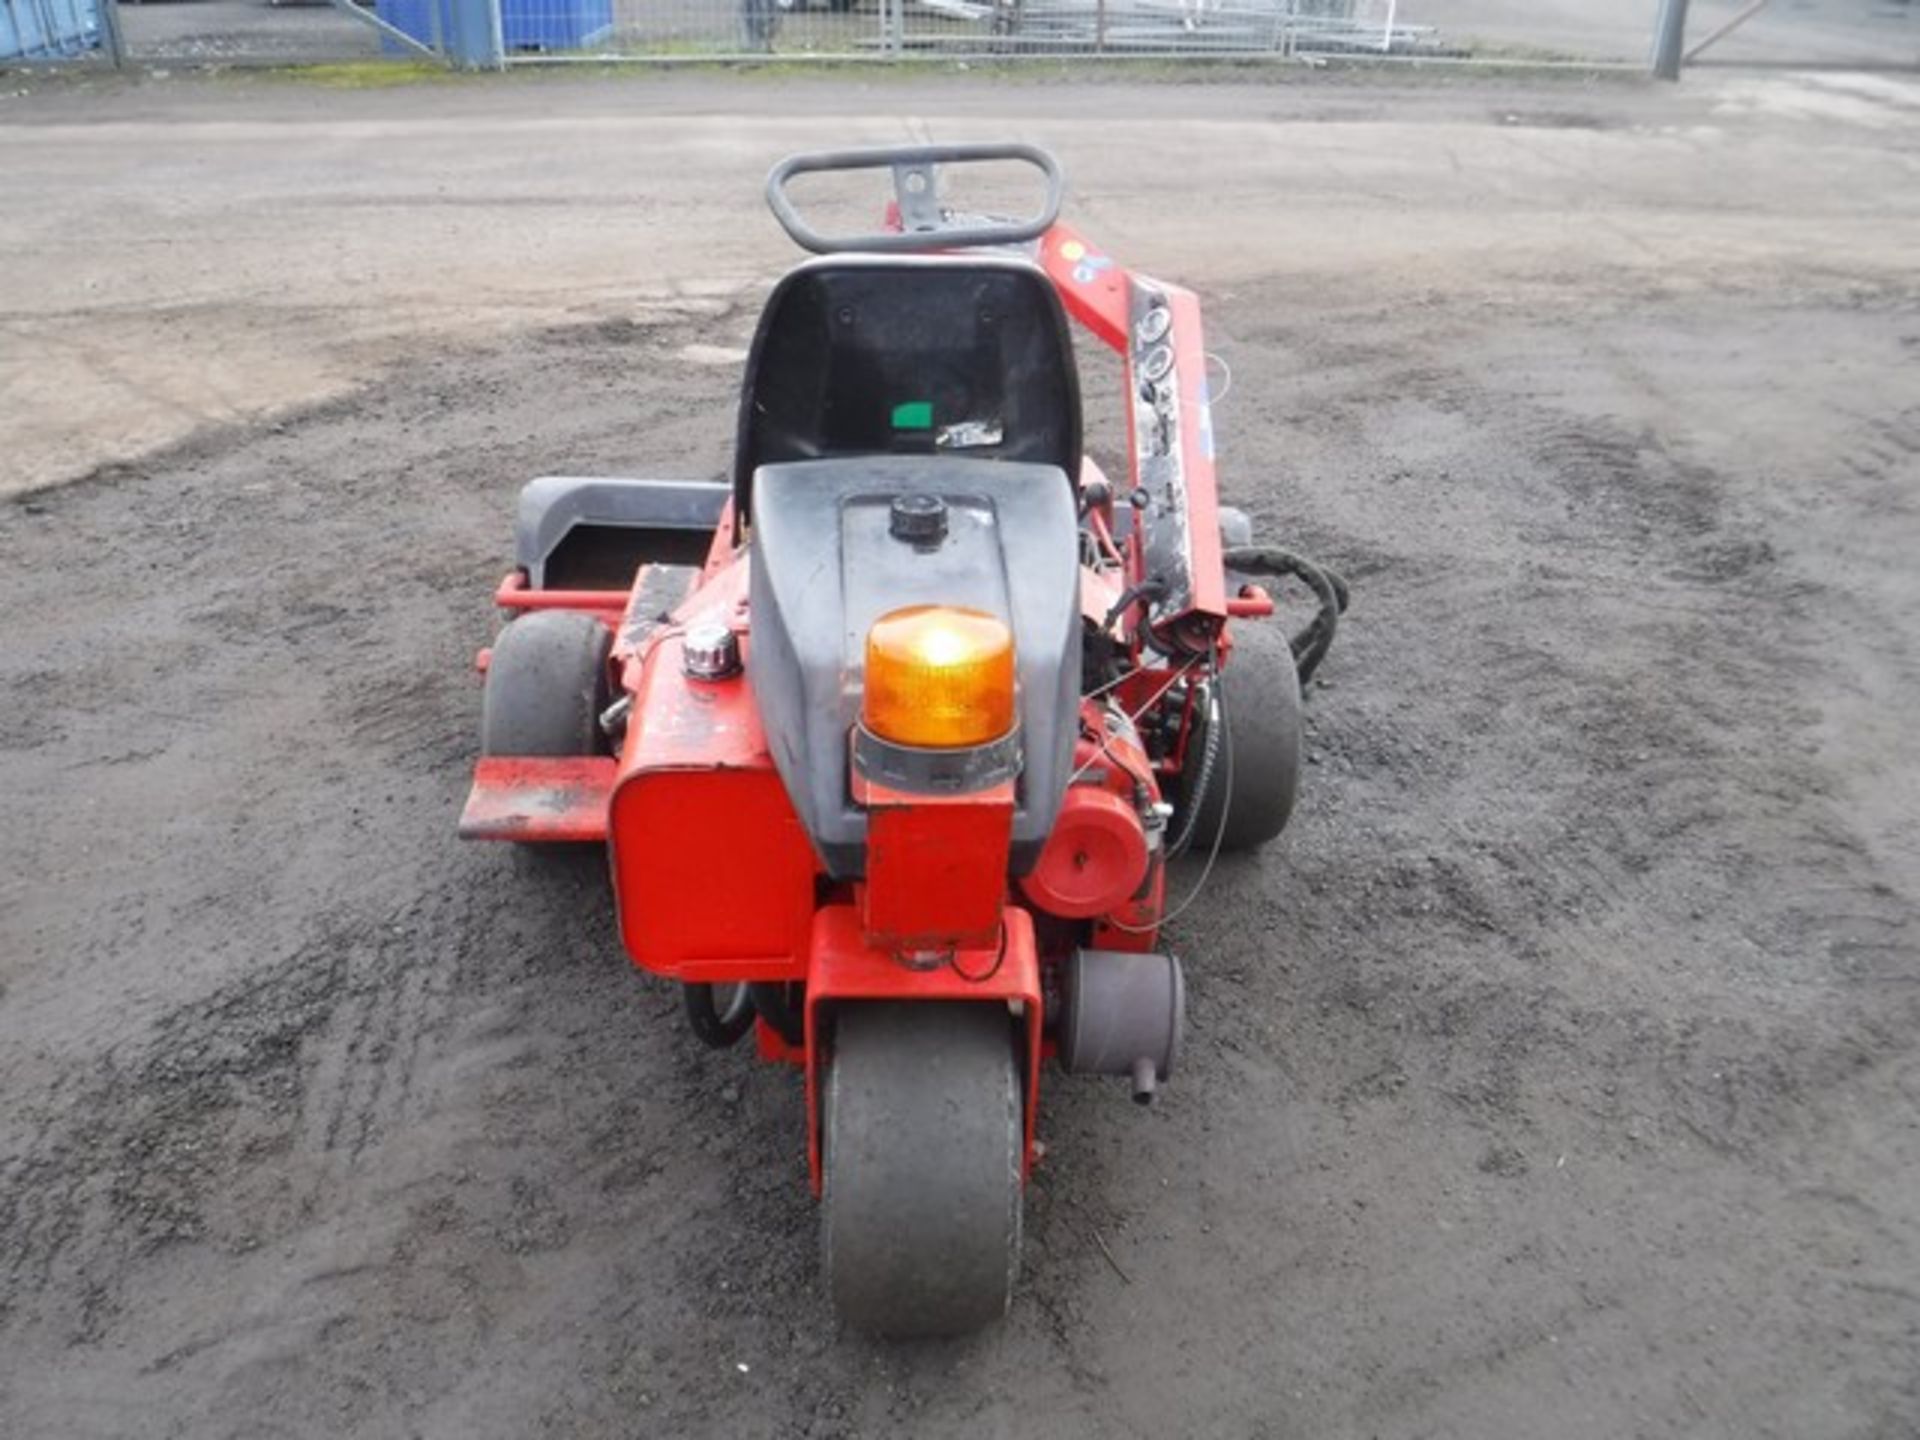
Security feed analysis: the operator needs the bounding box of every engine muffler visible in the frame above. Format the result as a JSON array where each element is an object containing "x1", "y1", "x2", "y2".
[{"x1": 1058, "y1": 948, "x2": 1185, "y2": 1104}]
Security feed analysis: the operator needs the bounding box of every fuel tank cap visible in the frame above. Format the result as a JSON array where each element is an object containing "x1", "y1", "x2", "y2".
[{"x1": 889, "y1": 493, "x2": 948, "y2": 545}]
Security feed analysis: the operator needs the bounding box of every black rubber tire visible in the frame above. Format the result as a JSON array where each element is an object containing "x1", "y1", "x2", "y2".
[
  {"x1": 822, "y1": 1002, "x2": 1023, "y2": 1336},
  {"x1": 479, "y1": 610, "x2": 612, "y2": 759},
  {"x1": 683, "y1": 983, "x2": 755, "y2": 1049},
  {"x1": 1186, "y1": 619, "x2": 1303, "y2": 852}
]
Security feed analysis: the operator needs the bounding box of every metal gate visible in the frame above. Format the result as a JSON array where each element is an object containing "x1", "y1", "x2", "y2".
[
  {"x1": 1657, "y1": 0, "x2": 1917, "y2": 73},
  {"x1": 111, "y1": 0, "x2": 490, "y2": 66}
]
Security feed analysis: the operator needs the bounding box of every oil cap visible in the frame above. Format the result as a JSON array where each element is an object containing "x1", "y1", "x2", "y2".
[
  {"x1": 889, "y1": 493, "x2": 948, "y2": 546},
  {"x1": 682, "y1": 623, "x2": 741, "y2": 681}
]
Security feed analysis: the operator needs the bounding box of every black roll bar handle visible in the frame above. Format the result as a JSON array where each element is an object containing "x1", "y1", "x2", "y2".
[{"x1": 764, "y1": 143, "x2": 1065, "y2": 255}]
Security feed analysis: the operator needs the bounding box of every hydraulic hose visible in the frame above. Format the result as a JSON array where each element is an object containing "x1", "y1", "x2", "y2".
[
  {"x1": 749, "y1": 982, "x2": 806, "y2": 1048},
  {"x1": 1220, "y1": 546, "x2": 1351, "y2": 686},
  {"x1": 683, "y1": 983, "x2": 755, "y2": 1049}
]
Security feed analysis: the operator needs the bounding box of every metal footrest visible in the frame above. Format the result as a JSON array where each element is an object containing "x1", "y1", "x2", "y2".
[{"x1": 458, "y1": 756, "x2": 616, "y2": 842}]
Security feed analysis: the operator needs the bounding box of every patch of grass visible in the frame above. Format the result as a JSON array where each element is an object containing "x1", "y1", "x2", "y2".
[{"x1": 270, "y1": 59, "x2": 456, "y2": 87}]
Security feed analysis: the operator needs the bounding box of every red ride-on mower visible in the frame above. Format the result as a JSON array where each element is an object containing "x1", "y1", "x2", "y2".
[{"x1": 460, "y1": 144, "x2": 1348, "y2": 1336}]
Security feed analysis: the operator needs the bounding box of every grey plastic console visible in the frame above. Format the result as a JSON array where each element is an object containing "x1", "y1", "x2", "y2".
[
  {"x1": 748, "y1": 456, "x2": 1081, "y2": 879},
  {"x1": 514, "y1": 476, "x2": 731, "y2": 588}
]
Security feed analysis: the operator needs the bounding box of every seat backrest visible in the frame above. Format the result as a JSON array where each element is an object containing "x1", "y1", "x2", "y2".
[{"x1": 733, "y1": 254, "x2": 1082, "y2": 522}]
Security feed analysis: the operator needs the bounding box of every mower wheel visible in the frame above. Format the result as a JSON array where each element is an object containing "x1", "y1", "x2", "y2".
[
  {"x1": 480, "y1": 610, "x2": 612, "y2": 758},
  {"x1": 822, "y1": 1002, "x2": 1022, "y2": 1336},
  {"x1": 1185, "y1": 619, "x2": 1303, "y2": 852}
]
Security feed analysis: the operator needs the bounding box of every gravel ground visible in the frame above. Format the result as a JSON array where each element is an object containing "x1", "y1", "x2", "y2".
[
  {"x1": 118, "y1": 0, "x2": 382, "y2": 63},
  {"x1": 1, "y1": 70, "x2": 1918, "y2": 1440}
]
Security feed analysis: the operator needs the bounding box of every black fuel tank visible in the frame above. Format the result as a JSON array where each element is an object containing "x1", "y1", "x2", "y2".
[{"x1": 748, "y1": 456, "x2": 1081, "y2": 879}]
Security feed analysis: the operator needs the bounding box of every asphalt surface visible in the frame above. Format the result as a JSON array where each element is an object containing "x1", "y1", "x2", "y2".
[{"x1": 1, "y1": 68, "x2": 1918, "y2": 1440}]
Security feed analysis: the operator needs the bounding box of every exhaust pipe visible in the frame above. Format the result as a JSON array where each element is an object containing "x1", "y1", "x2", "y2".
[{"x1": 1058, "y1": 948, "x2": 1184, "y2": 1105}]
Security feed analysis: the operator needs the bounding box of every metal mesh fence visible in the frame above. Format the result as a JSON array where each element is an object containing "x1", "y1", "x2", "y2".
[
  {"x1": 488, "y1": 0, "x2": 1415, "y2": 59},
  {"x1": 18, "y1": 0, "x2": 1916, "y2": 71},
  {"x1": 1399, "y1": 0, "x2": 1915, "y2": 65},
  {"x1": 626, "y1": 0, "x2": 867, "y2": 56},
  {"x1": 484, "y1": 0, "x2": 1915, "y2": 64},
  {"x1": 892, "y1": 0, "x2": 1404, "y2": 57}
]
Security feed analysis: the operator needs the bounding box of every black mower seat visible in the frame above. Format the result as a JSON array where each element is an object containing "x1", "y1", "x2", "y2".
[{"x1": 733, "y1": 254, "x2": 1082, "y2": 524}]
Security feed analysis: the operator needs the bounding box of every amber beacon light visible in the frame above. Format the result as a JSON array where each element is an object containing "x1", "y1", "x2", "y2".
[{"x1": 862, "y1": 605, "x2": 1016, "y2": 749}]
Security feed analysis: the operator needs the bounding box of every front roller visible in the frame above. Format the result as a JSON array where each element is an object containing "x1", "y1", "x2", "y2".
[
  {"x1": 1180, "y1": 618, "x2": 1303, "y2": 854},
  {"x1": 822, "y1": 1002, "x2": 1023, "y2": 1336},
  {"x1": 480, "y1": 609, "x2": 612, "y2": 761},
  {"x1": 474, "y1": 610, "x2": 614, "y2": 875}
]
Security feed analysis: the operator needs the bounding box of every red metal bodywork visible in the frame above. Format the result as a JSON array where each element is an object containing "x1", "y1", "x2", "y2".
[
  {"x1": 803, "y1": 904, "x2": 1044, "y2": 1190},
  {"x1": 1020, "y1": 699, "x2": 1157, "y2": 924},
  {"x1": 858, "y1": 776, "x2": 1015, "y2": 953},
  {"x1": 463, "y1": 214, "x2": 1247, "y2": 1166},
  {"x1": 494, "y1": 569, "x2": 626, "y2": 631},
  {"x1": 606, "y1": 644, "x2": 816, "y2": 982},
  {"x1": 459, "y1": 756, "x2": 616, "y2": 842},
  {"x1": 1041, "y1": 223, "x2": 1228, "y2": 634}
]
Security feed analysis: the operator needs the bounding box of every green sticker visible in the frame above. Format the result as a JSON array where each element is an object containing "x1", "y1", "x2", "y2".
[{"x1": 891, "y1": 400, "x2": 933, "y2": 431}]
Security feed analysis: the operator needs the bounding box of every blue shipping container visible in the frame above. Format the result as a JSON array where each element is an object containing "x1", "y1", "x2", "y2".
[
  {"x1": 374, "y1": 0, "x2": 452, "y2": 52},
  {"x1": 1, "y1": 0, "x2": 101, "y2": 60},
  {"x1": 375, "y1": 0, "x2": 610, "y2": 50},
  {"x1": 501, "y1": 0, "x2": 611, "y2": 49}
]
